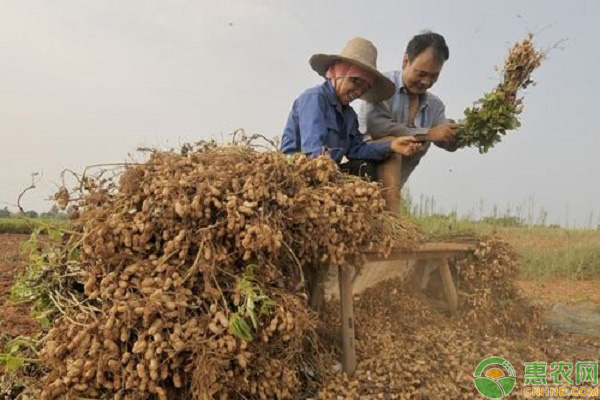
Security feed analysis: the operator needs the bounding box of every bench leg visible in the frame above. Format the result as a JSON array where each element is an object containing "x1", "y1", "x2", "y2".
[
  {"x1": 339, "y1": 265, "x2": 357, "y2": 376},
  {"x1": 439, "y1": 258, "x2": 458, "y2": 316},
  {"x1": 308, "y1": 267, "x2": 326, "y2": 312}
]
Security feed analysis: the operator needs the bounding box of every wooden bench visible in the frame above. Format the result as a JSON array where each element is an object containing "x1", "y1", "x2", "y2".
[{"x1": 338, "y1": 242, "x2": 476, "y2": 376}]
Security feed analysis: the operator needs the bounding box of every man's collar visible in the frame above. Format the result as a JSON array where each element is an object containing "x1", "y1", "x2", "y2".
[
  {"x1": 323, "y1": 80, "x2": 349, "y2": 112},
  {"x1": 323, "y1": 80, "x2": 340, "y2": 106}
]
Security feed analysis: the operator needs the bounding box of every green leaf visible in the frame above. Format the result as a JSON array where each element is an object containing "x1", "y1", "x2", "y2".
[
  {"x1": 6, "y1": 356, "x2": 25, "y2": 373},
  {"x1": 69, "y1": 248, "x2": 81, "y2": 261},
  {"x1": 229, "y1": 314, "x2": 253, "y2": 341},
  {"x1": 48, "y1": 228, "x2": 62, "y2": 242}
]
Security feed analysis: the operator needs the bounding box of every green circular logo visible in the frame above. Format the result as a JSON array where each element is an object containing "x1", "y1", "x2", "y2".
[{"x1": 473, "y1": 357, "x2": 517, "y2": 399}]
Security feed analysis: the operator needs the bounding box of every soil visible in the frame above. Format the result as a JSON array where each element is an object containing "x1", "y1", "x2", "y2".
[
  {"x1": 516, "y1": 280, "x2": 600, "y2": 306},
  {"x1": 0, "y1": 234, "x2": 39, "y2": 342},
  {"x1": 517, "y1": 280, "x2": 600, "y2": 340}
]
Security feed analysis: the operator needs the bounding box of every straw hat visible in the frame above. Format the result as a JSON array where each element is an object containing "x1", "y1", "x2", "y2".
[{"x1": 309, "y1": 37, "x2": 395, "y2": 102}]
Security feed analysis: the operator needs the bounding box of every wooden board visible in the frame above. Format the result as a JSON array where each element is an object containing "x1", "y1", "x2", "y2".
[
  {"x1": 337, "y1": 242, "x2": 475, "y2": 377},
  {"x1": 363, "y1": 242, "x2": 477, "y2": 262}
]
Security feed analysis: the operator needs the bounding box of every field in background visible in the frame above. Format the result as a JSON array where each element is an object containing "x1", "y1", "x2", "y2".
[
  {"x1": 0, "y1": 217, "x2": 66, "y2": 234},
  {"x1": 402, "y1": 192, "x2": 600, "y2": 281},
  {"x1": 409, "y1": 213, "x2": 600, "y2": 280}
]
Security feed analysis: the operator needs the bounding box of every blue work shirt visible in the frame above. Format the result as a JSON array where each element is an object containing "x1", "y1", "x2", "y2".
[{"x1": 280, "y1": 81, "x2": 392, "y2": 163}]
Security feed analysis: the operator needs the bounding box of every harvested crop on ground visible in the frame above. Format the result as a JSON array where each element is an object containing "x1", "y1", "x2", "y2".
[
  {"x1": 317, "y1": 236, "x2": 600, "y2": 399},
  {"x1": 456, "y1": 34, "x2": 546, "y2": 153},
  {"x1": 4, "y1": 210, "x2": 599, "y2": 399},
  {"x1": 6, "y1": 139, "x2": 421, "y2": 400}
]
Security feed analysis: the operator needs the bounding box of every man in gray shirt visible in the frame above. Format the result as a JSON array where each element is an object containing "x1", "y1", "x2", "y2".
[{"x1": 359, "y1": 32, "x2": 460, "y2": 189}]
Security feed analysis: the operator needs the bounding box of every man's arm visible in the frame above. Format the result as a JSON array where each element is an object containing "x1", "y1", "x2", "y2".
[
  {"x1": 347, "y1": 112, "x2": 393, "y2": 160},
  {"x1": 347, "y1": 114, "x2": 423, "y2": 161},
  {"x1": 362, "y1": 100, "x2": 428, "y2": 139},
  {"x1": 361, "y1": 97, "x2": 460, "y2": 150}
]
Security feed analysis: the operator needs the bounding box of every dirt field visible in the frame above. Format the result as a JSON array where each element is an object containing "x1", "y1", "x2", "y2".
[
  {"x1": 0, "y1": 234, "x2": 39, "y2": 341},
  {"x1": 516, "y1": 279, "x2": 600, "y2": 305}
]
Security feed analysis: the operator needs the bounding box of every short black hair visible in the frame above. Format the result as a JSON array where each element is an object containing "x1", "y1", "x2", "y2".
[{"x1": 405, "y1": 31, "x2": 449, "y2": 64}]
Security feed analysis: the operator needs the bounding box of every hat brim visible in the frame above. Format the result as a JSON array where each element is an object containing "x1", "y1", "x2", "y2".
[{"x1": 309, "y1": 54, "x2": 395, "y2": 103}]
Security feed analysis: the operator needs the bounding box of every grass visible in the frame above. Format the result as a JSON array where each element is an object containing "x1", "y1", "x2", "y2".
[
  {"x1": 0, "y1": 217, "x2": 67, "y2": 234},
  {"x1": 406, "y1": 212, "x2": 600, "y2": 281}
]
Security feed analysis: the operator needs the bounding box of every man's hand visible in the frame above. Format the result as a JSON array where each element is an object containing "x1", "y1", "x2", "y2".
[
  {"x1": 390, "y1": 136, "x2": 422, "y2": 156},
  {"x1": 426, "y1": 123, "x2": 461, "y2": 143}
]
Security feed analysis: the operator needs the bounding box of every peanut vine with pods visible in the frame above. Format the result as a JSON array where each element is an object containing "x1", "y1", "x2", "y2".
[
  {"x1": 456, "y1": 34, "x2": 548, "y2": 153},
  {"x1": 4, "y1": 135, "x2": 421, "y2": 400}
]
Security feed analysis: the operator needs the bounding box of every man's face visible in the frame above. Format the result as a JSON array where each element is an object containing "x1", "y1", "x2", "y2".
[
  {"x1": 334, "y1": 77, "x2": 372, "y2": 106},
  {"x1": 401, "y1": 47, "x2": 444, "y2": 95}
]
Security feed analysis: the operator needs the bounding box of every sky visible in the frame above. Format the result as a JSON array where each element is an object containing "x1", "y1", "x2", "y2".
[{"x1": 1, "y1": 0, "x2": 598, "y2": 227}]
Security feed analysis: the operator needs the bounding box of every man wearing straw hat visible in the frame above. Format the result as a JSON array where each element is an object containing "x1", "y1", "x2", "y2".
[{"x1": 280, "y1": 37, "x2": 422, "y2": 182}]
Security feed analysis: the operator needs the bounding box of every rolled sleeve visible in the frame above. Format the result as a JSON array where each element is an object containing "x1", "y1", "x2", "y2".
[{"x1": 363, "y1": 100, "x2": 428, "y2": 139}]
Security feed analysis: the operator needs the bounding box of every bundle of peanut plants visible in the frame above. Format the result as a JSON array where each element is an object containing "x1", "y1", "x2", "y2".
[
  {"x1": 456, "y1": 34, "x2": 545, "y2": 153},
  {"x1": 11, "y1": 138, "x2": 421, "y2": 400}
]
